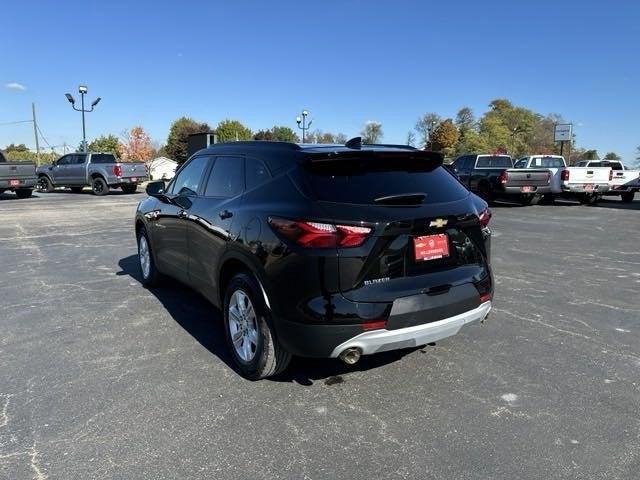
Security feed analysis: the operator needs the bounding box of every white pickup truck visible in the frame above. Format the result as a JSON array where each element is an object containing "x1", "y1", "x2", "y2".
[
  {"x1": 575, "y1": 160, "x2": 639, "y2": 203},
  {"x1": 513, "y1": 155, "x2": 566, "y2": 201},
  {"x1": 560, "y1": 162, "x2": 612, "y2": 204}
]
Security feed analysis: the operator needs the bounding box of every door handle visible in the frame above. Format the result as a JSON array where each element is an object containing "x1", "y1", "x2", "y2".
[
  {"x1": 178, "y1": 210, "x2": 188, "y2": 219},
  {"x1": 219, "y1": 210, "x2": 233, "y2": 220}
]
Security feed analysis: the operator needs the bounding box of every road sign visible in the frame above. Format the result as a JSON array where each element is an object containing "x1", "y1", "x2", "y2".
[{"x1": 554, "y1": 124, "x2": 572, "y2": 142}]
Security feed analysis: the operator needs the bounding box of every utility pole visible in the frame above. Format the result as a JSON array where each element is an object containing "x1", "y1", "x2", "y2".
[{"x1": 32, "y1": 103, "x2": 40, "y2": 160}]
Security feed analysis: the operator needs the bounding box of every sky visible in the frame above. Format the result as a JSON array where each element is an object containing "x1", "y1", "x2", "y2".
[{"x1": 1, "y1": 0, "x2": 638, "y2": 161}]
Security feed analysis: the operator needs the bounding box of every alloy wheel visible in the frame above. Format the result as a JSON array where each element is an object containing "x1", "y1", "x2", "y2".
[{"x1": 228, "y1": 290, "x2": 259, "y2": 362}]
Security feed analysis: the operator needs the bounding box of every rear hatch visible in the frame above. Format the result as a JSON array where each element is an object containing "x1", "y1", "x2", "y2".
[
  {"x1": 297, "y1": 150, "x2": 491, "y2": 303},
  {"x1": 564, "y1": 167, "x2": 611, "y2": 185}
]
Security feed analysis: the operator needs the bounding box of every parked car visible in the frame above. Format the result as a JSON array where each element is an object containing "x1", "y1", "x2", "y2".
[
  {"x1": 36, "y1": 152, "x2": 146, "y2": 196},
  {"x1": 0, "y1": 150, "x2": 37, "y2": 198},
  {"x1": 560, "y1": 163, "x2": 612, "y2": 204},
  {"x1": 513, "y1": 155, "x2": 566, "y2": 202},
  {"x1": 451, "y1": 154, "x2": 551, "y2": 204},
  {"x1": 135, "y1": 140, "x2": 494, "y2": 379},
  {"x1": 575, "y1": 160, "x2": 639, "y2": 203}
]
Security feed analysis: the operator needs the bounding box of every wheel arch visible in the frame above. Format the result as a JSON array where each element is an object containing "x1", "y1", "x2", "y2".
[{"x1": 218, "y1": 252, "x2": 271, "y2": 311}]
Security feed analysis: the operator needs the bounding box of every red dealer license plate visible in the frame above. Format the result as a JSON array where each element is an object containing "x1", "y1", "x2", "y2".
[
  {"x1": 9, "y1": 179, "x2": 20, "y2": 186},
  {"x1": 130, "y1": 177, "x2": 137, "y2": 182},
  {"x1": 521, "y1": 186, "x2": 533, "y2": 193},
  {"x1": 414, "y1": 234, "x2": 450, "y2": 262},
  {"x1": 584, "y1": 184, "x2": 594, "y2": 192}
]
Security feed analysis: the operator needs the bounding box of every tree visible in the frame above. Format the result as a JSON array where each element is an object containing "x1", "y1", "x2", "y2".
[
  {"x1": 3, "y1": 143, "x2": 28, "y2": 153},
  {"x1": 455, "y1": 107, "x2": 476, "y2": 135},
  {"x1": 87, "y1": 134, "x2": 120, "y2": 154},
  {"x1": 335, "y1": 133, "x2": 348, "y2": 144},
  {"x1": 582, "y1": 149, "x2": 599, "y2": 160},
  {"x1": 270, "y1": 126, "x2": 299, "y2": 142},
  {"x1": 406, "y1": 131, "x2": 416, "y2": 147},
  {"x1": 166, "y1": 116, "x2": 211, "y2": 164},
  {"x1": 603, "y1": 152, "x2": 621, "y2": 160},
  {"x1": 215, "y1": 119, "x2": 252, "y2": 143},
  {"x1": 361, "y1": 121, "x2": 383, "y2": 144},
  {"x1": 430, "y1": 119, "x2": 459, "y2": 154},
  {"x1": 118, "y1": 127, "x2": 154, "y2": 167},
  {"x1": 415, "y1": 113, "x2": 441, "y2": 148},
  {"x1": 253, "y1": 129, "x2": 274, "y2": 141}
]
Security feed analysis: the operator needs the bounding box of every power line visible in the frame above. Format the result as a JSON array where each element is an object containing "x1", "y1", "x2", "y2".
[
  {"x1": 36, "y1": 124, "x2": 53, "y2": 150},
  {"x1": 0, "y1": 120, "x2": 32, "y2": 126}
]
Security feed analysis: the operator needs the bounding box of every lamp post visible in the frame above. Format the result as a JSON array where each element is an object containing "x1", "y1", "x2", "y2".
[
  {"x1": 65, "y1": 85, "x2": 101, "y2": 152},
  {"x1": 296, "y1": 109, "x2": 312, "y2": 143}
]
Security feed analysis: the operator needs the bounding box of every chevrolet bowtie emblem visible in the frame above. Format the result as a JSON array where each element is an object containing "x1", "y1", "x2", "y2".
[{"x1": 429, "y1": 218, "x2": 448, "y2": 228}]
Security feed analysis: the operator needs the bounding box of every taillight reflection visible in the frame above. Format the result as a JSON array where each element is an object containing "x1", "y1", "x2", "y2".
[{"x1": 268, "y1": 217, "x2": 372, "y2": 248}]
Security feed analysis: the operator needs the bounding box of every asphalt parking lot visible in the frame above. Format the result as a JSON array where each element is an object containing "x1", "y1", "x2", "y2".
[{"x1": 1, "y1": 190, "x2": 639, "y2": 479}]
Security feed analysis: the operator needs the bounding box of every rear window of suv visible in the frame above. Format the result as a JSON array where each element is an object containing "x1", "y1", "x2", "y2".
[
  {"x1": 299, "y1": 153, "x2": 469, "y2": 205},
  {"x1": 475, "y1": 156, "x2": 513, "y2": 168}
]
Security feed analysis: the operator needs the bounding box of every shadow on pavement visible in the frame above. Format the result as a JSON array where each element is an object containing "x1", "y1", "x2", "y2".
[
  {"x1": 591, "y1": 198, "x2": 640, "y2": 211},
  {"x1": 117, "y1": 254, "x2": 414, "y2": 385},
  {"x1": 0, "y1": 192, "x2": 40, "y2": 201}
]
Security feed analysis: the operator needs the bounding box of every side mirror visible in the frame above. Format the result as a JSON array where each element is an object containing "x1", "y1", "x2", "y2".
[{"x1": 146, "y1": 180, "x2": 166, "y2": 198}]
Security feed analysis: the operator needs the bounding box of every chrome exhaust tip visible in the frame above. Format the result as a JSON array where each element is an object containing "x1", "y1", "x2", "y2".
[{"x1": 339, "y1": 347, "x2": 362, "y2": 365}]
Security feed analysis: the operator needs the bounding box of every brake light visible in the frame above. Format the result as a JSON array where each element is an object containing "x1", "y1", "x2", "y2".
[
  {"x1": 478, "y1": 208, "x2": 492, "y2": 228},
  {"x1": 609, "y1": 169, "x2": 613, "y2": 181},
  {"x1": 498, "y1": 171, "x2": 509, "y2": 185},
  {"x1": 113, "y1": 165, "x2": 122, "y2": 177},
  {"x1": 268, "y1": 218, "x2": 372, "y2": 248},
  {"x1": 480, "y1": 293, "x2": 492, "y2": 303},
  {"x1": 561, "y1": 169, "x2": 570, "y2": 181}
]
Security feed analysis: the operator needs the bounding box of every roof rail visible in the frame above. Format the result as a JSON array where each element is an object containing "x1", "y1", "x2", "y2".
[{"x1": 207, "y1": 141, "x2": 301, "y2": 151}]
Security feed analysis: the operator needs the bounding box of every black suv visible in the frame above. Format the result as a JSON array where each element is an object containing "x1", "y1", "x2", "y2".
[{"x1": 135, "y1": 139, "x2": 493, "y2": 379}]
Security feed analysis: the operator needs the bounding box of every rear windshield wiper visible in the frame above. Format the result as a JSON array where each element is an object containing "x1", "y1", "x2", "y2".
[{"x1": 373, "y1": 193, "x2": 426, "y2": 205}]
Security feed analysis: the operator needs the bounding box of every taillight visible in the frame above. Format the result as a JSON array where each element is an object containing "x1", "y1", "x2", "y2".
[
  {"x1": 609, "y1": 169, "x2": 613, "y2": 181},
  {"x1": 268, "y1": 217, "x2": 372, "y2": 248},
  {"x1": 480, "y1": 293, "x2": 492, "y2": 303},
  {"x1": 498, "y1": 171, "x2": 509, "y2": 185},
  {"x1": 478, "y1": 208, "x2": 492, "y2": 228},
  {"x1": 561, "y1": 169, "x2": 570, "y2": 181},
  {"x1": 113, "y1": 165, "x2": 123, "y2": 177},
  {"x1": 362, "y1": 320, "x2": 387, "y2": 331}
]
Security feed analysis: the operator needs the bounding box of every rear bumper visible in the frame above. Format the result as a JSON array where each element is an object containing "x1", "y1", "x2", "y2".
[
  {"x1": 561, "y1": 184, "x2": 610, "y2": 193},
  {"x1": 329, "y1": 301, "x2": 491, "y2": 357},
  {"x1": 606, "y1": 185, "x2": 640, "y2": 194},
  {"x1": 0, "y1": 177, "x2": 37, "y2": 189},
  {"x1": 502, "y1": 185, "x2": 552, "y2": 195}
]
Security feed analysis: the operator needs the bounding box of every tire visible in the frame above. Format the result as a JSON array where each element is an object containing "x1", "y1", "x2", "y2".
[
  {"x1": 15, "y1": 188, "x2": 33, "y2": 199},
  {"x1": 542, "y1": 194, "x2": 555, "y2": 204},
  {"x1": 621, "y1": 192, "x2": 635, "y2": 203},
  {"x1": 223, "y1": 273, "x2": 291, "y2": 380},
  {"x1": 37, "y1": 176, "x2": 54, "y2": 193},
  {"x1": 518, "y1": 194, "x2": 538, "y2": 206},
  {"x1": 137, "y1": 226, "x2": 163, "y2": 287},
  {"x1": 91, "y1": 177, "x2": 109, "y2": 196},
  {"x1": 580, "y1": 194, "x2": 597, "y2": 205},
  {"x1": 70, "y1": 187, "x2": 84, "y2": 194},
  {"x1": 121, "y1": 184, "x2": 138, "y2": 194}
]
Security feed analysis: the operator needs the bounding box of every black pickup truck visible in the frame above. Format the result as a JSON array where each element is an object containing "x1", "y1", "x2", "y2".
[
  {"x1": 0, "y1": 150, "x2": 37, "y2": 198},
  {"x1": 450, "y1": 154, "x2": 551, "y2": 205}
]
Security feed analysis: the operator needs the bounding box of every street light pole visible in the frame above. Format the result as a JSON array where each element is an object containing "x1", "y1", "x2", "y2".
[
  {"x1": 65, "y1": 85, "x2": 101, "y2": 152},
  {"x1": 296, "y1": 109, "x2": 312, "y2": 143}
]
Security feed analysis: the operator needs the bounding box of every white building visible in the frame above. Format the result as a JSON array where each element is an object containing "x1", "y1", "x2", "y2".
[{"x1": 148, "y1": 157, "x2": 178, "y2": 181}]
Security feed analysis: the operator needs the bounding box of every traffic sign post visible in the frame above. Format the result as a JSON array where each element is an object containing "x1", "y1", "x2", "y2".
[{"x1": 554, "y1": 124, "x2": 573, "y2": 162}]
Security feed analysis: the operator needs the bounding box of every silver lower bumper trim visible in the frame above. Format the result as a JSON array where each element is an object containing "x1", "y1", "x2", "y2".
[{"x1": 329, "y1": 301, "x2": 492, "y2": 358}]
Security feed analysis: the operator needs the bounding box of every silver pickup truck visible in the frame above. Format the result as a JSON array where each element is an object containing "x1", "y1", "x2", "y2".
[
  {"x1": 0, "y1": 150, "x2": 37, "y2": 198},
  {"x1": 36, "y1": 152, "x2": 146, "y2": 196}
]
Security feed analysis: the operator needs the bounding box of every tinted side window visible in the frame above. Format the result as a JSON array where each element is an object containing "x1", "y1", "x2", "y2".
[
  {"x1": 205, "y1": 156, "x2": 244, "y2": 198},
  {"x1": 170, "y1": 156, "x2": 210, "y2": 196},
  {"x1": 74, "y1": 155, "x2": 87, "y2": 164},
  {"x1": 245, "y1": 158, "x2": 271, "y2": 190},
  {"x1": 462, "y1": 156, "x2": 474, "y2": 170},
  {"x1": 57, "y1": 155, "x2": 72, "y2": 165},
  {"x1": 514, "y1": 159, "x2": 527, "y2": 168}
]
